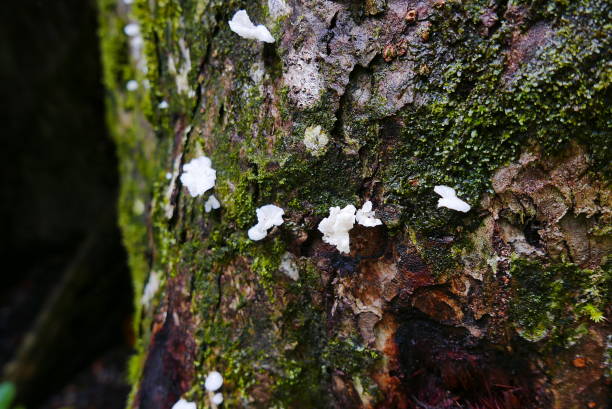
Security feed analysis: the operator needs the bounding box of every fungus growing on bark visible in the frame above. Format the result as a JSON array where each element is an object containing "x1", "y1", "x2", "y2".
[
  {"x1": 204, "y1": 195, "x2": 221, "y2": 213},
  {"x1": 141, "y1": 270, "x2": 160, "y2": 306},
  {"x1": 180, "y1": 156, "x2": 216, "y2": 197},
  {"x1": 228, "y1": 10, "x2": 274, "y2": 43},
  {"x1": 434, "y1": 185, "x2": 471, "y2": 212},
  {"x1": 318, "y1": 205, "x2": 357, "y2": 254},
  {"x1": 123, "y1": 23, "x2": 139, "y2": 37},
  {"x1": 356, "y1": 200, "x2": 383, "y2": 227},
  {"x1": 126, "y1": 80, "x2": 138, "y2": 91},
  {"x1": 205, "y1": 371, "x2": 223, "y2": 392},
  {"x1": 212, "y1": 393, "x2": 224, "y2": 405},
  {"x1": 171, "y1": 399, "x2": 197, "y2": 409},
  {"x1": 247, "y1": 204, "x2": 284, "y2": 241},
  {"x1": 158, "y1": 100, "x2": 169, "y2": 109}
]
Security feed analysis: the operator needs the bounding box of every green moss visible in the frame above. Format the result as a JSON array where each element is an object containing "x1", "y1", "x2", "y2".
[
  {"x1": 321, "y1": 338, "x2": 380, "y2": 375},
  {"x1": 378, "y1": 0, "x2": 610, "y2": 231},
  {"x1": 509, "y1": 257, "x2": 611, "y2": 347},
  {"x1": 99, "y1": 0, "x2": 610, "y2": 405}
]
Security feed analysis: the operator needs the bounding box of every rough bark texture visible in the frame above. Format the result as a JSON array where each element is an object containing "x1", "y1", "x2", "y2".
[{"x1": 97, "y1": 0, "x2": 610, "y2": 408}]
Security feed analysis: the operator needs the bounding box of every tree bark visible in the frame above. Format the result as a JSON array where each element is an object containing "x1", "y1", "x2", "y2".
[{"x1": 97, "y1": 0, "x2": 610, "y2": 408}]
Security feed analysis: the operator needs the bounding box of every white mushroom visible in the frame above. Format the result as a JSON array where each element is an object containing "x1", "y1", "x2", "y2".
[
  {"x1": 123, "y1": 23, "x2": 140, "y2": 37},
  {"x1": 171, "y1": 399, "x2": 197, "y2": 409},
  {"x1": 356, "y1": 200, "x2": 383, "y2": 227},
  {"x1": 212, "y1": 393, "x2": 224, "y2": 405},
  {"x1": 126, "y1": 80, "x2": 138, "y2": 91},
  {"x1": 228, "y1": 10, "x2": 275, "y2": 43},
  {"x1": 318, "y1": 205, "x2": 356, "y2": 254},
  {"x1": 248, "y1": 204, "x2": 284, "y2": 241},
  {"x1": 434, "y1": 185, "x2": 471, "y2": 212},
  {"x1": 204, "y1": 195, "x2": 221, "y2": 213},
  {"x1": 205, "y1": 371, "x2": 223, "y2": 392},
  {"x1": 180, "y1": 156, "x2": 216, "y2": 197}
]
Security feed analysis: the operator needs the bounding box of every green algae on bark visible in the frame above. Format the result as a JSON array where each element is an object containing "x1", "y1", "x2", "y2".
[{"x1": 97, "y1": 0, "x2": 610, "y2": 407}]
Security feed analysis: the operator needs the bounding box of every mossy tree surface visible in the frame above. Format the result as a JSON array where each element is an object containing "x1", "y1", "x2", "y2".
[{"x1": 98, "y1": 0, "x2": 610, "y2": 408}]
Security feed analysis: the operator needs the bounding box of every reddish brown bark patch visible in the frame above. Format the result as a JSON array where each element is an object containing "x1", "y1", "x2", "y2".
[
  {"x1": 392, "y1": 319, "x2": 548, "y2": 409},
  {"x1": 134, "y1": 273, "x2": 196, "y2": 409}
]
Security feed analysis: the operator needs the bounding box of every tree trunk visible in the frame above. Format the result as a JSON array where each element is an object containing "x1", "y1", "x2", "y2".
[{"x1": 97, "y1": 0, "x2": 610, "y2": 408}]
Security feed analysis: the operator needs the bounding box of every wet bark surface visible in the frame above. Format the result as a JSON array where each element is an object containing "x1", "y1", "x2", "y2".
[{"x1": 98, "y1": 0, "x2": 610, "y2": 408}]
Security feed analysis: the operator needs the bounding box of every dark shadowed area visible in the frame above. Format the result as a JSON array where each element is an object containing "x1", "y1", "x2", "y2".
[{"x1": 0, "y1": 0, "x2": 133, "y2": 408}]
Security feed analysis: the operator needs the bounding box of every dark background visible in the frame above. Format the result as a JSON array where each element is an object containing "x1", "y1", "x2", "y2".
[{"x1": 0, "y1": 0, "x2": 133, "y2": 407}]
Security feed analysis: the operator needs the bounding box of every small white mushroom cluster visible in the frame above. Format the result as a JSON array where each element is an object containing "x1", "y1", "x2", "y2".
[
  {"x1": 318, "y1": 201, "x2": 382, "y2": 254},
  {"x1": 248, "y1": 204, "x2": 285, "y2": 241},
  {"x1": 179, "y1": 155, "x2": 222, "y2": 213},
  {"x1": 180, "y1": 156, "x2": 216, "y2": 197},
  {"x1": 205, "y1": 371, "x2": 224, "y2": 406},
  {"x1": 169, "y1": 371, "x2": 224, "y2": 409}
]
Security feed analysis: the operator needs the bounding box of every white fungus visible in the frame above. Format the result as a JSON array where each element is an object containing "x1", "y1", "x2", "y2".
[
  {"x1": 212, "y1": 393, "x2": 224, "y2": 405},
  {"x1": 248, "y1": 204, "x2": 285, "y2": 241},
  {"x1": 123, "y1": 23, "x2": 140, "y2": 37},
  {"x1": 141, "y1": 270, "x2": 160, "y2": 306},
  {"x1": 171, "y1": 399, "x2": 196, "y2": 409},
  {"x1": 318, "y1": 205, "x2": 356, "y2": 254},
  {"x1": 303, "y1": 125, "x2": 329, "y2": 156},
  {"x1": 126, "y1": 80, "x2": 138, "y2": 91},
  {"x1": 122, "y1": 0, "x2": 134, "y2": 4},
  {"x1": 180, "y1": 156, "x2": 216, "y2": 197},
  {"x1": 434, "y1": 185, "x2": 471, "y2": 213},
  {"x1": 356, "y1": 201, "x2": 382, "y2": 227},
  {"x1": 228, "y1": 10, "x2": 275, "y2": 43},
  {"x1": 205, "y1": 371, "x2": 223, "y2": 392},
  {"x1": 205, "y1": 195, "x2": 221, "y2": 213},
  {"x1": 159, "y1": 100, "x2": 169, "y2": 109}
]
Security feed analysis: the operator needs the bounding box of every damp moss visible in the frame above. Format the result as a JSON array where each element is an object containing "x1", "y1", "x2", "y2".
[
  {"x1": 379, "y1": 0, "x2": 610, "y2": 231},
  {"x1": 509, "y1": 257, "x2": 611, "y2": 347},
  {"x1": 98, "y1": 0, "x2": 610, "y2": 405}
]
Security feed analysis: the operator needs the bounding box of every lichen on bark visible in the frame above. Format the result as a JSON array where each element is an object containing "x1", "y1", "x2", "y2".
[{"x1": 98, "y1": 0, "x2": 610, "y2": 408}]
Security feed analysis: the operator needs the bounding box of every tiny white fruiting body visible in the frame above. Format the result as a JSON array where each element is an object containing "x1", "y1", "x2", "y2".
[
  {"x1": 205, "y1": 195, "x2": 221, "y2": 213},
  {"x1": 141, "y1": 271, "x2": 160, "y2": 306},
  {"x1": 126, "y1": 80, "x2": 138, "y2": 91},
  {"x1": 205, "y1": 371, "x2": 223, "y2": 392},
  {"x1": 123, "y1": 23, "x2": 140, "y2": 37},
  {"x1": 434, "y1": 185, "x2": 471, "y2": 212},
  {"x1": 356, "y1": 201, "x2": 382, "y2": 227},
  {"x1": 171, "y1": 399, "x2": 197, "y2": 409},
  {"x1": 159, "y1": 100, "x2": 169, "y2": 109},
  {"x1": 248, "y1": 204, "x2": 284, "y2": 241},
  {"x1": 228, "y1": 10, "x2": 275, "y2": 43},
  {"x1": 180, "y1": 156, "x2": 216, "y2": 197},
  {"x1": 318, "y1": 205, "x2": 356, "y2": 254},
  {"x1": 212, "y1": 393, "x2": 224, "y2": 405}
]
